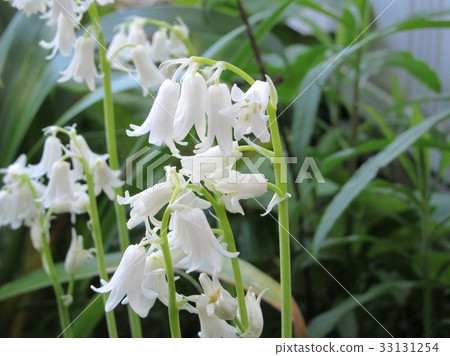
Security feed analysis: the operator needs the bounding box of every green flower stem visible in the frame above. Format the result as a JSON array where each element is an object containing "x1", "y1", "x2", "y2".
[
  {"x1": 198, "y1": 187, "x2": 249, "y2": 329},
  {"x1": 191, "y1": 57, "x2": 255, "y2": 85},
  {"x1": 84, "y1": 168, "x2": 119, "y2": 338},
  {"x1": 87, "y1": 3, "x2": 143, "y2": 338},
  {"x1": 24, "y1": 177, "x2": 73, "y2": 337},
  {"x1": 159, "y1": 182, "x2": 183, "y2": 338},
  {"x1": 267, "y1": 92, "x2": 292, "y2": 338}
]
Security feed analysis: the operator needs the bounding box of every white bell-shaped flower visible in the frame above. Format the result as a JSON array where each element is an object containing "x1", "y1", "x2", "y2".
[
  {"x1": 169, "y1": 207, "x2": 238, "y2": 273},
  {"x1": 131, "y1": 45, "x2": 165, "y2": 96},
  {"x1": 173, "y1": 70, "x2": 207, "y2": 141},
  {"x1": 58, "y1": 36, "x2": 102, "y2": 91},
  {"x1": 189, "y1": 294, "x2": 238, "y2": 338},
  {"x1": 198, "y1": 272, "x2": 238, "y2": 320},
  {"x1": 11, "y1": 0, "x2": 47, "y2": 16},
  {"x1": 117, "y1": 167, "x2": 181, "y2": 228},
  {"x1": 168, "y1": 20, "x2": 189, "y2": 56},
  {"x1": 180, "y1": 142, "x2": 242, "y2": 183},
  {"x1": 41, "y1": 0, "x2": 81, "y2": 27},
  {"x1": 39, "y1": 161, "x2": 89, "y2": 214},
  {"x1": 26, "y1": 215, "x2": 49, "y2": 251},
  {"x1": 221, "y1": 80, "x2": 271, "y2": 143},
  {"x1": 127, "y1": 17, "x2": 148, "y2": 47},
  {"x1": 64, "y1": 228, "x2": 93, "y2": 275},
  {"x1": 107, "y1": 25, "x2": 131, "y2": 70},
  {"x1": 28, "y1": 135, "x2": 63, "y2": 178},
  {"x1": 40, "y1": 13, "x2": 76, "y2": 59},
  {"x1": 150, "y1": 27, "x2": 170, "y2": 63},
  {"x1": 91, "y1": 244, "x2": 154, "y2": 318},
  {"x1": 210, "y1": 170, "x2": 267, "y2": 215},
  {"x1": 239, "y1": 288, "x2": 265, "y2": 338},
  {"x1": 92, "y1": 159, "x2": 123, "y2": 200},
  {"x1": 195, "y1": 83, "x2": 234, "y2": 156},
  {"x1": 126, "y1": 79, "x2": 180, "y2": 154}
]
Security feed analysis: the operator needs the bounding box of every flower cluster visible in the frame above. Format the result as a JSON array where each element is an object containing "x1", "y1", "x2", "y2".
[
  {"x1": 108, "y1": 17, "x2": 190, "y2": 95},
  {"x1": 91, "y1": 59, "x2": 289, "y2": 337},
  {"x1": 0, "y1": 126, "x2": 121, "y2": 274},
  {"x1": 127, "y1": 59, "x2": 273, "y2": 156}
]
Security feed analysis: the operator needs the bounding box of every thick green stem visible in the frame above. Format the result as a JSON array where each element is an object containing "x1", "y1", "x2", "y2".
[
  {"x1": 24, "y1": 177, "x2": 73, "y2": 337},
  {"x1": 85, "y1": 170, "x2": 119, "y2": 338},
  {"x1": 87, "y1": 3, "x2": 143, "y2": 338},
  {"x1": 199, "y1": 187, "x2": 249, "y2": 329},
  {"x1": 268, "y1": 94, "x2": 292, "y2": 338}
]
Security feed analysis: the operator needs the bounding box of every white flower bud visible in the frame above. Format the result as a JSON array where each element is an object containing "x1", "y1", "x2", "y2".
[
  {"x1": 40, "y1": 13, "x2": 76, "y2": 59},
  {"x1": 65, "y1": 229, "x2": 92, "y2": 275},
  {"x1": 131, "y1": 45, "x2": 165, "y2": 95}
]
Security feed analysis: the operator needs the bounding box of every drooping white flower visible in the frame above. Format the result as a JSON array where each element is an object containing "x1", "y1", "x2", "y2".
[
  {"x1": 107, "y1": 25, "x2": 131, "y2": 70},
  {"x1": 28, "y1": 135, "x2": 63, "y2": 178},
  {"x1": 150, "y1": 27, "x2": 170, "y2": 63},
  {"x1": 126, "y1": 79, "x2": 180, "y2": 154},
  {"x1": 169, "y1": 207, "x2": 238, "y2": 273},
  {"x1": 198, "y1": 272, "x2": 238, "y2": 320},
  {"x1": 41, "y1": 0, "x2": 81, "y2": 27},
  {"x1": 173, "y1": 70, "x2": 207, "y2": 141},
  {"x1": 92, "y1": 159, "x2": 123, "y2": 199},
  {"x1": 195, "y1": 83, "x2": 234, "y2": 156},
  {"x1": 127, "y1": 17, "x2": 148, "y2": 47},
  {"x1": 11, "y1": 0, "x2": 47, "y2": 17},
  {"x1": 27, "y1": 215, "x2": 49, "y2": 251},
  {"x1": 221, "y1": 80, "x2": 271, "y2": 143},
  {"x1": 239, "y1": 288, "x2": 266, "y2": 338},
  {"x1": 38, "y1": 161, "x2": 89, "y2": 214},
  {"x1": 40, "y1": 13, "x2": 76, "y2": 59},
  {"x1": 91, "y1": 244, "x2": 154, "y2": 318},
  {"x1": 117, "y1": 166, "x2": 181, "y2": 228},
  {"x1": 131, "y1": 45, "x2": 165, "y2": 96},
  {"x1": 58, "y1": 36, "x2": 101, "y2": 91},
  {"x1": 180, "y1": 143, "x2": 242, "y2": 183},
  {"x1": 69, "y1": 134, "x2": 108, "y2": 179},
  {"x1": 168, "y1": 19, "x2": 189, "y2": 56},
  {"x1": 65, "y1": 228, "x2": 93, "y2": 275},
  {"x1": 189, "y1": 294, "x2": 238, "y2": 338},
  {"x1": 209, "y1": 171, "x2": 267, "y2": 215}
]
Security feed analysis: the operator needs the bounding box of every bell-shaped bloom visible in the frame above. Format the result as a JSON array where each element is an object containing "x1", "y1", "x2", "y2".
[
  {"x1": 40, "y1": 13, "x2": 76, "y2": 59},
  {"x1": 195, "y1": 83, "x2": 234, "y2": 156},
  {"x1": 1, "y1": 154, "x2": 31, "y2": 185},
  {"x1": 240, "y1": 288, "x2": 265, "y2": 338},
  {"x1": 173, "y1": 71, "x2": 207, "y2": 141},
  {"x1": 127, "y1": 17, "x2": 148, "y2": 47},
  {"x1": 168, "y1": 20, "x2": 189, "y2": 56},
  {"x1": 126, "y1": 79, "x2": 180, "y2": 154},
  {"x1": 221, "y1": 80, "x2": 271, "y2": 143},
  {"x1": 150, "y1": 27, "x2": 170, "y2": 63},
  {"x1": 11, "y1": 0, "x2": 47, "y2": 16},
  {"x1": 210, "y1": 171, "x2": 267, "y2": 215},
  {"x1": 91, "y1": 244, "x2": 154, "y2": 318},
  {"x1": 132, "y1": 45, "x2": 165, "y2": 96},
  {"x1": 169, "y1": 207, "x2": 238, "y2": 273},
  {"x1": 117, "y1": 166, "x2": 181, "y2": 228},
  {"x1": 198, "y1": 272, "x2": 238, "y2": 320},
  {"x1": 189, "y1": 294, "x2": 238, "y2": 338},
  {"x1": 107, "y1": 26, "x2": 131, "y2": 70},
  {"x1": 69, "y1": 134, "x2": 108, "y2": 179},
  {"x1": 38, "y1": 161, "x2": 89, "y2": 214},
  {"x1": 41, "y1": 0, "x2": 81, "y2": 27},
  {"x1": 180, "y1": 143, "x2": 242, "y2": 183},
  {"x1": 28, "y1": 135, "x2": 63, "y2": 178},
  {"x1": 92, "y1": 159, "x2": 123, "y2": 200},
  {"x1": 65, "y1": 228, "x2": 93, "y2": 275},
  {"x1": 27, "y1": 215, "x2": 49, "y2": 251},
  {"x1": 58, "y1": 36, "x2": 101, "y2": 91}
]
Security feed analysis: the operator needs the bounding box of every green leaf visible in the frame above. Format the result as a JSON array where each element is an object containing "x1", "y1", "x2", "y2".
[
  {"x1": 312, "y1": 109, "x2": 450, "y2": 254},
  {"x1": 308, "y1": 281, "x2": 415, "y2": 337}
]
